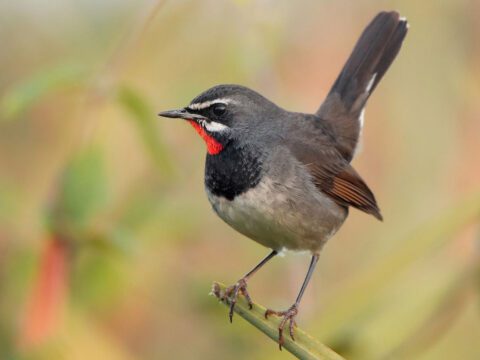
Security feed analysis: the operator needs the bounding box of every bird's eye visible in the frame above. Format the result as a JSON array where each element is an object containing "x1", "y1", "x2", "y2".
[{"x1": 211, "y1": 103, "x2": 227, "y2": 116}]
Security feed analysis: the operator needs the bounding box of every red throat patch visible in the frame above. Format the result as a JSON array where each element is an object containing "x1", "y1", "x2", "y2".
[{"x1": 188, "y1": 120, "x2": 224, "y2": 155}]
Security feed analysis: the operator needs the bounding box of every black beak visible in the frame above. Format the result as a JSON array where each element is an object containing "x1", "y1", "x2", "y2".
[{"x1": 157, "y1": 108, "x2": 206, "y2": 120}]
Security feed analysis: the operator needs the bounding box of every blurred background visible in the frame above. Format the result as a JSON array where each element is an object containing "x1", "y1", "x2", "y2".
[{"x1": 0, "y1": 0, "x2": 479, "y2": 359}]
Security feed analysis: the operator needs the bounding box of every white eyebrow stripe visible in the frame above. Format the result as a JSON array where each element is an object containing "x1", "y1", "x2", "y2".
[{"x1": 187, "y1": 98, "x2": 237, "y2": 110}]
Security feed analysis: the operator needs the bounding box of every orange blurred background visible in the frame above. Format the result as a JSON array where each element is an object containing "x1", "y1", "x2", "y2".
[{"x1": 0, "y1": 0, "x2": 479, "y2": 359}]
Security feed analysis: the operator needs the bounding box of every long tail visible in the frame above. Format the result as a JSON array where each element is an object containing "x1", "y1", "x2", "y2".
[{"x1": 318, "y1": 11, "x2": 408, "y2": 160}]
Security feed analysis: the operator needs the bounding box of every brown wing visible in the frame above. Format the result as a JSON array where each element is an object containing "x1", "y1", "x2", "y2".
[
  {"x1": 306, "y1": 162, "x2": 382, "y2": 220},
  {"x1": 288, "y1": 141, "x2": 382, "y2": 220}
]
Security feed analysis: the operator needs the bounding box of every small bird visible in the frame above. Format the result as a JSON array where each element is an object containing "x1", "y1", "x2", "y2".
[{"x1": 159, "y1": 11, "x2": 408, "y2": 349}]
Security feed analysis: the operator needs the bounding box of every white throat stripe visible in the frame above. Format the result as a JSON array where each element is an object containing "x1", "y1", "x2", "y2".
[
  {"x1": 196, "y1": 118, "x2": 229, "y2": 132},
  {"x1": 187, "y1": 98, "x2": 236, "y2": 110},
  {"x1": 204, "y1": 121, "x2": 229, "y2": 132}
]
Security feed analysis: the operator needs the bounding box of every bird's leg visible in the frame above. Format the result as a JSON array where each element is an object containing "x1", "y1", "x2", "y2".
[
  {"x1": 265, "y1": 253, "x2": 320, "y2": 350},
  {"x1": 222, "y1": 250, "x2": 277, "y2": 322}
]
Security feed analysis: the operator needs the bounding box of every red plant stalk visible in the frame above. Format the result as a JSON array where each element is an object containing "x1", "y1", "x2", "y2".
[{"x1": 20, "y1": 237, "x2": 69, "y2": 348}]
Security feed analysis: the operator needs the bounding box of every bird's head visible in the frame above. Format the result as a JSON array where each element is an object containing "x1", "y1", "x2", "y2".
[{"x1": 158, "y1": 84, "x2": 280, "y2": 155}]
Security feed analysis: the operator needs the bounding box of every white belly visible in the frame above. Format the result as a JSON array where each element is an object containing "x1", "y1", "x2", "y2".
[{"x1": 206, "y1": 175, "x2": 347, "y2": 252}]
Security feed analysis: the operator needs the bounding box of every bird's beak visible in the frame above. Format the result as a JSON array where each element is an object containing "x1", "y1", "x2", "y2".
[{"x1": 158, "y1": 108, "x2": 206, "y2": 120}]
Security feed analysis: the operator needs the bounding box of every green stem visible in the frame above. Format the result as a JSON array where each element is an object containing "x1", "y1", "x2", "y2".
[
  {"x1": 318, "y1": 191, "x2": 480, "y2": 341},
  {"x1": 211, "y1": 282, "x2": 344, "y2": 360}
]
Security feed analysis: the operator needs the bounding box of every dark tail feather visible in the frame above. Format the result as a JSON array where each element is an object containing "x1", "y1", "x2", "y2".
[
  {"x1": 327, "y1": 11, "x2": 408, "y2": 113},
  {"x1": 316, "y1": 11, "x2": 408, "y2": 161}
]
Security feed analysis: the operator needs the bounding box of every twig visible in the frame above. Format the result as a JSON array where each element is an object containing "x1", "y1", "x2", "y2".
[
  {"x1": 211, "y1": 282, "x2": 344, "y2": 360},
  {"x1": 78, "y1": 0, "x2": 168, "y2": 147}
]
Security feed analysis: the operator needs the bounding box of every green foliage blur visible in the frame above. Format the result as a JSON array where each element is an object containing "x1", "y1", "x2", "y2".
[{"x1": 0, "y1": 0, "x2": 479, "y2": 359}]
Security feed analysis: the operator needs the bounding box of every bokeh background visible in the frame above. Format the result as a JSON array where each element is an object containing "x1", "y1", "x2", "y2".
[{"x1": 1, "y1": 0, "x2": 479, "y2": 359}]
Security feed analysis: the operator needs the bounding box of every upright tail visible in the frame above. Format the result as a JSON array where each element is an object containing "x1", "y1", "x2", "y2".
[{"x1": 318, "y1": 11, "x2": 408, "y2": 161}]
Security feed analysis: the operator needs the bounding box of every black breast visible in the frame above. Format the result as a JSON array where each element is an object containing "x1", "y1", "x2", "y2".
[{"x1": 205, "y1": 143, "x2": 263, "y2": 200}]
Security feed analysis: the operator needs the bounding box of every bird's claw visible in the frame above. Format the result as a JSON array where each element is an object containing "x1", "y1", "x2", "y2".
[
  {"x1": 221, "y1": 278, "x2": 253, "y2": 322},
  {"x1": 265, "y1": 304, "x2": 299, "y2": 350}
]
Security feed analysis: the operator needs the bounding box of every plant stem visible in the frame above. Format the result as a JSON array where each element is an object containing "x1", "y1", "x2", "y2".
[{"x1": 211, "y1": 282, "x2": 344, "y2": 360}]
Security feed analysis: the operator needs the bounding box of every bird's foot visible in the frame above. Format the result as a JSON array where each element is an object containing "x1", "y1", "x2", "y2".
[
  {"x1": 265, "y1": 304, "x2": 299, "y2": 350},
  {"x1": 221, "y1": 278, "x2": 254, "y2": 322}
]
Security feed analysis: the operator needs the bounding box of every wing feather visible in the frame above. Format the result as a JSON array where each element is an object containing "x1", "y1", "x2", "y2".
[{"x1": 288, "y1": 141, "x2": 382, "y2": 220}]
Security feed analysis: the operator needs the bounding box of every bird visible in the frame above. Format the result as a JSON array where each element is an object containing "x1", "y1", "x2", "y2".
[{"x1": 159, "y1": 11, "x2": 408, "y2": 349}]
